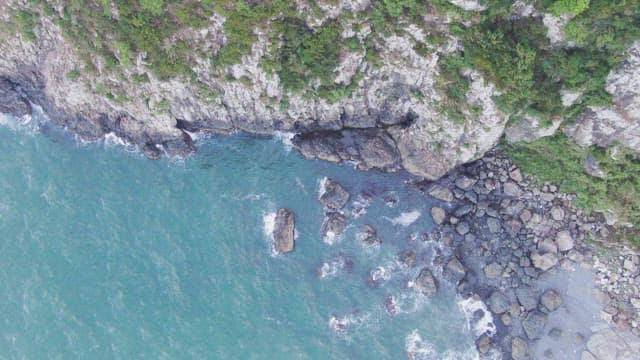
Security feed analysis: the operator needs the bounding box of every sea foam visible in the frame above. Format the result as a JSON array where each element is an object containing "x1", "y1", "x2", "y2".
[
  {"x1": 387, "y1": 210, "x2": 422, "y2": 226},
  {"x1": 458, "y1": 296, "x2": 497, "y2": 338}
]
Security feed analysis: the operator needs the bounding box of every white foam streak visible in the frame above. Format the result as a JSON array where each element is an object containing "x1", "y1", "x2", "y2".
[
  {"x1": 406, "y1": 330, "x2": 481, "y2": 360},
  {"x1": 262, "y1": 211, "x2": 277, "y2": 256},
  {"x1": 387, "y1": 210, "x2": 422, "y2": 226}
]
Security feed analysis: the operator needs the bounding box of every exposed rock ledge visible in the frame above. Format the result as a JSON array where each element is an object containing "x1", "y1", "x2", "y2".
[{"x1": 1, "y1": 1, "x2": 639, "y2": 181}]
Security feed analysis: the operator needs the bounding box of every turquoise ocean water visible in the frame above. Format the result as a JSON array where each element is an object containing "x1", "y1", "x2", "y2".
[{"x1": 0, "y1": 113, "x2": 477, "y2": 359}]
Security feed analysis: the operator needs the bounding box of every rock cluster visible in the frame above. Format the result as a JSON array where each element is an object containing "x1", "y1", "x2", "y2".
[{"x1": 411, "y1": 151, "x2": 640, "y2": 358}]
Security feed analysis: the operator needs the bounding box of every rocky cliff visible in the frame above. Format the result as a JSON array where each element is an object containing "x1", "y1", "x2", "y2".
[{"x1": 0, "y1": 0, "x2": 638, "y2": 181}]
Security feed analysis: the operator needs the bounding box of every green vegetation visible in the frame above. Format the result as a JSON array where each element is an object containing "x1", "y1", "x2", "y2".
[
  {"x1": 16, "y1": 9, "x2": 38, "y2": 41},
  {"x1": 505, "y1": 135, "x2": 640, "y2": 245},
  {"x1": 548, "y1": 0, "x2": 591, "y2": 16},
  {"x1": 65, "y1": 69, "x2": 81, "y2": 81},
  {"x1": 273, "y1": 20, "x2": 341, "y2": 91}
]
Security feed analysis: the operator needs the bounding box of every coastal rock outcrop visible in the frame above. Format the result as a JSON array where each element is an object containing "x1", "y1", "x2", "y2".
[
  {"x1": 319, "y1": 178, "x2": 350, "y2": 210},
  {"x1": 273, "y1": 208, "x2": 295, "y2": 254}
]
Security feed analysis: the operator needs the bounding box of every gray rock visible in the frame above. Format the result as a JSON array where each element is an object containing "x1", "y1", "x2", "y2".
[
  {"x1": 541, "y1": 289, "x2": 563, "y2": 312},
  {"x1": 516, "y1": 286, "x2": 538, "y2": 311},
  {"x1": 454, "y1": 205, "x2": 474, "y2": 217},
  {"x1": 520, "y1": 209, "x2": 532, "y2": 223},
  {"x1": 484, "y1": 262, "x2": 503, "y2": 279},
  {"x1": 512, "y1": 337, "x2": 528, "y2": 360},
  {"x1": 551, "y1": 206, "x2": 565, "y2": 221},
  {"x1": 322, "y1": 212, "x2": 347, "y2": 239},
  {"x1": 531, "y1": 252, "x2": 558, "y2": 271},
  {"x1": 538, "y1": 238, "x2": 558, "y2": 254},
  {"x1": 415, "y1": 268, "x2": 438, "y2": 297},
  {"x1": 503, "y1": 181, "x2": 523, "y2": 197},
  {"x1": 360, "y1": 224, "x2": 382, "y2": 246},
  {"x1": 488, "y1": 291, "x2": 510, "y2": 314},
  {"x1": 523, "y1": 311, "x2": 548, "y2": 340},
  {"x1": 586, "y1": 329, "x2": 637, "y2": 360},
  {"x1": 584, "y1": 154, "x2": 606, "y2": 179},
  {"x1": 556, "y1": 230, "x2": 574, "y2": 252},
  {"x1": 455, "y1": 175, "x2": 477, "y2": 190},
  {"x1": 319, "y1": 178, "x2": 350, "y2": 210},
  {"x1": 428, "y1": 185, "x2": 454, "y2": 202},
  {"x1": 549, "y1": 328, "x2": 562, "y2": 338},
  {"x1": 274, "y1": 208, "x2": 295, "y2": 254},
  {"x1": 509, "y1": 168, "x2": 524, "y2": 182},
  {"x1": 431, "y1": 207, "x2": 446, "y2": 225},
  {"x1": 0, "y1": 78, "x2": 32, "y2": 117},
  {"x1": 487, "y1": 217, "x2": 502, "y2": 233},
  {"x1": 456, "y1": 222, "x2": 470, "y2": 235},
  {"x1": 444, "y1": 257, "x2": 466, "y2": 282}
]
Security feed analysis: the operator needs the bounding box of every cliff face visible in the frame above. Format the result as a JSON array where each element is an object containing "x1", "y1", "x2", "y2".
[{"x1": 0, "y1": 0, "x2": 638, "y2": 180}]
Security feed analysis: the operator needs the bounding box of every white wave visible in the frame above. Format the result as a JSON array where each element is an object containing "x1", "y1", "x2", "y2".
[
  {"x1": 405, "y1": 330, "x2": 438, "y2": 360},
  {"x1": 328, "y1": 312, "x2": 371, "y2": 335},
  {"x1": 406, "y1": 330, "x2": 481, "y2": 360},
  {"x1": 387, "y1": 210, "x2": 422, "y2": 226},
  {"x1": 262, "y1": 211, "x2": 277, "y2": 255},
  {"x1": 323, "y1": 230, "x2": 338, "y2": 245},
  {"x1": 371, "y1": 266, "x2": 392, "y2": 282},
  {"x1": 0, "y1": 112, "x2": 38, "y2": 133},
  {"x1": 241, "y1": 193, "x2": 265, "y2": 201},
  {"x1": 318, "y1": 177, "x2": 328, "y2": 198},
  {"x1": 273, "y1": 131, "x2": 296, "y2": 151},
  {"x1": 458, "y1": 296, "x2": 497, "y2": 338},
  {"x1": 103, "y1": 132, "x2": 129, "y2": 147}
]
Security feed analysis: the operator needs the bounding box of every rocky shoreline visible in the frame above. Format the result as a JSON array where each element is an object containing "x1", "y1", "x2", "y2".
[
  {"x1": 418, "y1": 152, "x2": 640, "y2": 359},
  {"x1": 289, "y1": 150, "x2": 640, "y2": 359}
]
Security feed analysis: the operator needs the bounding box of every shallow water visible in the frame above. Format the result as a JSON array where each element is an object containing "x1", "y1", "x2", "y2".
[{"x1": 0, "y1": 113, "x2": 478, "y2": 359}]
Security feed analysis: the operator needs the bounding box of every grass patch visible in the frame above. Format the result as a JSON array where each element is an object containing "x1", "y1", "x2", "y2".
[{"x1": 505, "y1": 135, "x2": 640, "y2": 245}]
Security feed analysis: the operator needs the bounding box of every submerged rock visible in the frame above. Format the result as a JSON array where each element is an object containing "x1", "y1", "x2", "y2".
[
  {"x1": 322, "y1": 212, "x2": 347, "y2": 240},
  {"x1": 274, "y1": 208, "x2": 295, "y2": 254},
  {"x1": 319, "y1": 178, "x2": 350, "y2": 210},
  {"x1": 511, "y1": 337, "x2": 528, "y2": 360},
  {"x1": 444, "y1": 257, "x2": 466, "y2": 283},
  {"x1": 360, "y1": 224, "x2": 382, "y2": 246},
  {"x1": 397, "y1": 250, "x2": 417, "y2": 268},
  {"x1": 541, "y1": 289, "x2": 563, "y2": 312},
  {"x1": 415, "y1": 268, "x2": 438, "y2": 297},
  {"x1": 523, "y1": 311, "x2": 547, "y2": 340}
]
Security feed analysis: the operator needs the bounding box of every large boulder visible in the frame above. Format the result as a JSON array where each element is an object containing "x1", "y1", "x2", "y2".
[
  {"x1": 319, "y1": 178, "x2": 350, "y2": 210},
  {"x1": 415, "y1": 268, "x2": 438, "y2": 297},
  {"x1": 274, "y1": 208, "x2": 295, "y2": 254},
  {"x1": 531, "y1": 251, "x2": 558, "y2": 271},
  {"x1": 516, "y1": 286, "x2": 538, "y2": 311},
  {"x1": 556, "y1": 230, "x2": 575, "y2": 252}
]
